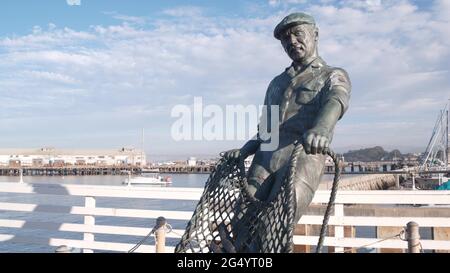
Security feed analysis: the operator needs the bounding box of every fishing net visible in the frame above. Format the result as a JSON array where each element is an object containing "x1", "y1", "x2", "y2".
[{"x1": 175, "y1": 144, "x2": 303, "y2": 253}]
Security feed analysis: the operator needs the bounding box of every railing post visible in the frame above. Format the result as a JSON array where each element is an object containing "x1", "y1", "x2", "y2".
[
  {"x1": 155, "y1": 216, "x2": 167, "y2": 253},
  {"x1": 406, "y1": 221, "x2": 420, "y2": 253},
  {"x1": 334, "y1": 203, "x2": 344, "y2": 253},
  {"x1": 83, "y1": 196, "x2": 96, "y2": 253}
]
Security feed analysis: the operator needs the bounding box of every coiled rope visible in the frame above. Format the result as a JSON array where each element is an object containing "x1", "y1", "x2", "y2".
[
  {"x1": 315, "y1": 145, "x2": 341, "y2": 253},
  {"x1": 287, "y1": 142, "x2": 341, "y2": 253}
]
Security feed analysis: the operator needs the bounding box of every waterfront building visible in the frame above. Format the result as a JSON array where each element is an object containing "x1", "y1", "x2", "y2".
[
  {"x1": 0, "y1": 147, "x2": 146, "y2": 167},
  {"x1": 187, "y1": 157, "x2": 197, "y2": 167}
]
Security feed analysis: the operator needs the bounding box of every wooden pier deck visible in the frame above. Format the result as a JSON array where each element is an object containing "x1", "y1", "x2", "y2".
[
  {"x1": 0, "y1": 159, "x2": 423, "y2": 176},
  {"x1": 0, "y1": 166, "x2": 142, "y2": 176}
]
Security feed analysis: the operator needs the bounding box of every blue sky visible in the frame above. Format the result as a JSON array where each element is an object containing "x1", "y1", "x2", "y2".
[
  {"x1": 0, "y1": 0, "x2": 285, "y2": 37},
  {"x1": 0, "y1": 0, "x2": 449, "y2": 161}
]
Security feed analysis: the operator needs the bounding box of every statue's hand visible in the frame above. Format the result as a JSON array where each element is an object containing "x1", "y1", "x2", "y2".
[
  {"x1": 221, "y1": 149, "x2": 246, "y2": 162},
  {"x1": 302, "y1": 127, "x2": 331, "y2": 155}
]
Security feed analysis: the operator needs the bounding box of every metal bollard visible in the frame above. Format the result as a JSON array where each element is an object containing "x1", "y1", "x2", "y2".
[
  {"x1": 155, "y1": 216, "x2": 167, "y2": 253},
  {"x1": 406, "y1": 222, "x2": 421, "y2": 253}
]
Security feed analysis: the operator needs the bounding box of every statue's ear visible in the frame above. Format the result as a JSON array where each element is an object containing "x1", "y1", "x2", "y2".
[{"x1": 314, "y1": 27, "x2": 319, "y2": 42}]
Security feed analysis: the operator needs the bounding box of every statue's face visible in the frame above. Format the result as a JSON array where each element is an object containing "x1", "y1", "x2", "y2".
[{"x1": 280, "y1": 24, "x2": 317, "y2": 63}]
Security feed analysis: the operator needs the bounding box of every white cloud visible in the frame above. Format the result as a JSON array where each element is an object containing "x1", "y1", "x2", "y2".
[
  {"x1": 0, "y1": 26, "x2": 96, "y2": 49},
  {"x1": 66, "y1": 0, "x2": 81, "y2": 6},
  {"x1": 22, "y1": 70, "x2": 79, "y2": 84},
  {"x1": 341, "y1": 0, "x2": 383, "y2": 11},
  {"x1": 433, "y1": 0, "x2": 450, "y2": 21},
  {"x1": 162, "y1": 6, "x2": 203, "y2": 17},
  {"x1": 268, "y1": 0, "x2": 308, "y2": 6},
  {"x1": 113, "y1": 15, "x2": 146, "y2": 25},
  {"x1": 103, "y1": 12, "x2": 147, "y2": 25}
]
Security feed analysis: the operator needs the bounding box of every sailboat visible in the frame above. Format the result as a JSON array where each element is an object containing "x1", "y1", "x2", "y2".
[
  {"x1": 416, "y1": 100, "x2": 450, "y2": 189},
  {"x1": 122, "y1": 129, "x2": 172, "y2": 186}
]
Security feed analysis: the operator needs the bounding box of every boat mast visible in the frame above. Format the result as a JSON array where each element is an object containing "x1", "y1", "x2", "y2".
[
  {"x1": 420, "y1": 101, "x2": 449, "y2": 171},
  {"x1": 447, "y1": 100, "x2": 449, "y2": 168},
  {"x1": 141, "y1": 128, "x2": 145, "y2": 167}
]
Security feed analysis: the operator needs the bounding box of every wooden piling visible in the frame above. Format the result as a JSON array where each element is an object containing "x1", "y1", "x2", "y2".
[
  {"x1": 406, "y1": 221, "x2": 420, "y2": 253},
  {"x1": 155, "y1": 217, "x2": 167, "y2": 253}
]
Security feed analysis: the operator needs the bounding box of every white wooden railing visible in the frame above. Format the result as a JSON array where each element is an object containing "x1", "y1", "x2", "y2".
[{"x1": 0, "y1": 182, "x2": 449, "y2": 253}]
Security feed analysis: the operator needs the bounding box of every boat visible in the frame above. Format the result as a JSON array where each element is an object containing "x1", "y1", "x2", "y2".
[
  {"x1": 142, "y1": 167, "x2": 160, "y2": 173},
  {"x1": 122, "y1": 128, "x2": 172, "y2": 186},
  {"x1": 436, "y1": 180, "x2": 450, "y2": 190},
  {"x1": 415, "y1": 175, "x2": 449, "y2": 190},
  {"x1": 123, "y1": 173, "x2": 172, "y2": 186}
]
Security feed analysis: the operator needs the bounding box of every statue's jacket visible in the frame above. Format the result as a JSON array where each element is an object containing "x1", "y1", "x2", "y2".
[{"x1": 255, "y1": 57, "x2": 351, "y2": 173}]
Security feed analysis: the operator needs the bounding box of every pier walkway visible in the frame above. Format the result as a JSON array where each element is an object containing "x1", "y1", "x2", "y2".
[
  {"x1": 0, "y1": 166, "x2": 141, "y2": 176},
  {"x1": 0, "y1": 182, "x2": 449, "y2": 253}
]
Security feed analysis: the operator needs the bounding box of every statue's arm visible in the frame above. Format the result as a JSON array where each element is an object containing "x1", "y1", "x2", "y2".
[
  {"x1": 303, "y1": 98, "x2": 342, "y2": 154},
  {"x1": 222, "y1": 136, "x2": 261, "y2": 161},
  {"x1": 303, "y1": 68, "x2": 351, "y2": 154},
  {"x1": 222, "y1": 133, "x2": 261, "y2": 161},
  {"x1": 240, "y1": 139, "x2": 261, "y2": 158}
]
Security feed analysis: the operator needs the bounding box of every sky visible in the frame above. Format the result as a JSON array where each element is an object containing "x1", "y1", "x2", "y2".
[{"x1": 0, "y1": 0, "x2": 449, "y2": 161}]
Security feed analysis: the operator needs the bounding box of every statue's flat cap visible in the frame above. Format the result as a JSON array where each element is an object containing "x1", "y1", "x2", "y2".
[{"x1": 274, "y1": 12, "x2": 316, "y2": 40}]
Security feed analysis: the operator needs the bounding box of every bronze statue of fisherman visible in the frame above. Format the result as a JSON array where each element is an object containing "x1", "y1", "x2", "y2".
[{"x1": 224, "y1": 11, "x2": 351, "y2": 245}]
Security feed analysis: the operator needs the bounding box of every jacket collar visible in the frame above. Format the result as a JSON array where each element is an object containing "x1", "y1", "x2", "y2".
[{"x1": 285, "y1": 57, "x2": 326, "y2": 78}]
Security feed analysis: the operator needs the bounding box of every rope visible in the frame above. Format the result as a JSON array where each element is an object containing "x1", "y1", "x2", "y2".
[
  {"x1": 316, "y1": 147, "x2": 341, "y2": 253},
  {"x1": 285, "y1": 142, "x2": 304, "y2": 253},
  {"x1": 274, "y1": 142, "x2": 343, "y2": 253},
  {"x1": 169, "y1": 228, "x2": 184, "y2": 238},
  {"x1": 418, "y1": 242, "x2": 424, "y2": 253},
  {"x1": 165, "y1": 223, "x2": 173, "y2": 234},
  {"x1": 129, "y1": 223, "x2": 204, "y2": 253},
  {"x1": 400, "y1": 230, "x2": 424, "y2": 253},
  {"x1": 334, "y1": 229, "x2": 427, "y2": 253},
  {"x1": 170, "y1": 227, "x2": 203, "y2": 249},
  {"x1": 128, "y1": 228, "x2": 155, "y2": 253},
  {"x1": 128, "y1": 222, "x2": 172, "y2": 253},
  {"x1": 335, "y1": 229, "x2": 405, "y2": 253}
]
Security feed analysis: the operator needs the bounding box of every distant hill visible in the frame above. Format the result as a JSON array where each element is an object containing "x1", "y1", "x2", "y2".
[{"x1": 343, "y1": 146, "x2": 408, "y2": 162}]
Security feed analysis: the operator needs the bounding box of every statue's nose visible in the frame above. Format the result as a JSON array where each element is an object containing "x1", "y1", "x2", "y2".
[{"x1": 288, "y1": 34, "x2": 299, "y2": 45}]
